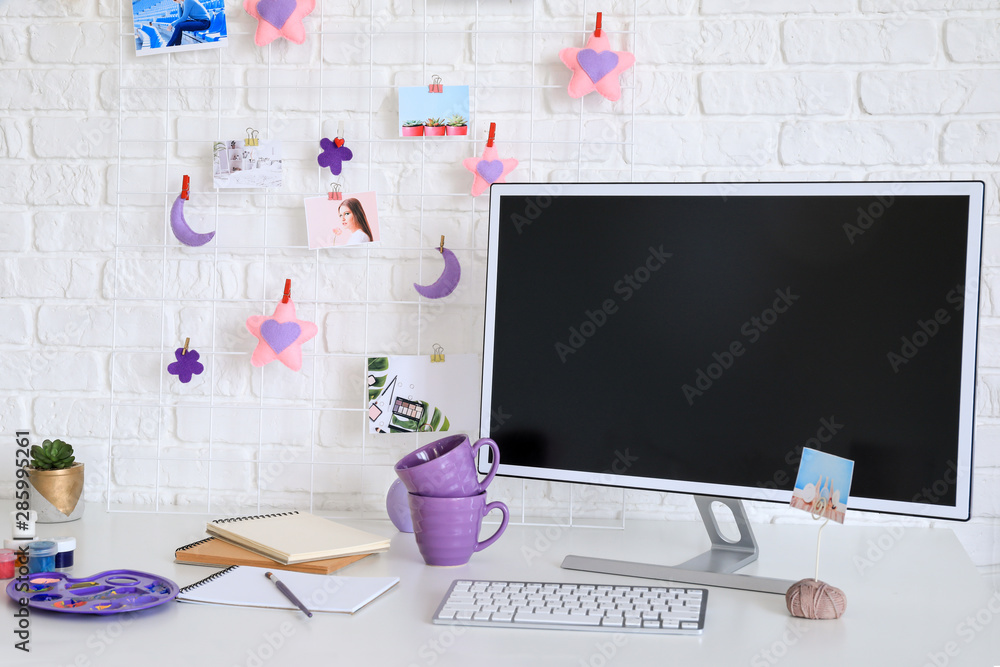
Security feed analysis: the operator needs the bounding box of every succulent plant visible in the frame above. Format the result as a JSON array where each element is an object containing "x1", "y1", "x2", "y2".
[
  {"x1": 402, "y1": 120, "x2": 424, "y2": 127},
  {"x1": 425, "y1": 117, "x2": 446, "y2": 127},
  {"x1": 446, "y1": 114, "x2": 466, "y2": 127},
  {"x1": 30, "y1": 439, "x2": 76, "y2": 471}
]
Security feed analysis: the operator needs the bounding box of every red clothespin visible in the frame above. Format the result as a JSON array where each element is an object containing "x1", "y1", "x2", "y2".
[
  {"x1": 328, "y1": 182, "x2": 342, "y2": 201},
  {"x1": 429, "y1": 75, "x2": 443, "y2": 93},
  {"x1": 486, "y1": 122, "x2": 496, "y2": 148},
  {"x1": 181, "y1": 175, "x2": 190, "y2": 201},
  {"x1": 594, "y1": 12, "x2": 602, "y2": 37},
  {"x1": 282, "y1": 278, "x2": 291, "y2": 304}
]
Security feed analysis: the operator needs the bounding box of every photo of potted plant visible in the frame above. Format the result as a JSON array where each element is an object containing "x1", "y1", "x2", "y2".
[
  {"x1": 446, "y1": 114, "x2": 468, "y2": 136},
  {"x1": 424, "y1": 117, "x2": 447, "y2": 136},
  {"x1": 402, "y1": 120, "x2": 425, "y2": 137},
  {"x1": 26, "y1": 438, "x2": 85, "y2": 523}
]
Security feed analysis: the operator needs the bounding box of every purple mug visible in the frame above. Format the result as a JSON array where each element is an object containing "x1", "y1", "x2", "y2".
[
  {"x1": 394, "y1": 434, "x2": 499, "y2": 498},
  {"x1": 408, "y1": 492, "x2": 510, "y2": 566}
]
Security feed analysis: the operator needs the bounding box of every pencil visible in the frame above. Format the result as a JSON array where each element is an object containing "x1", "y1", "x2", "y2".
[{"x1": 265, "y1": 571, "x2": 313, "y2": 618}]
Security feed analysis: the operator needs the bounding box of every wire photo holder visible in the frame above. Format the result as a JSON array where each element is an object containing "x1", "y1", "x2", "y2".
[{"x1": 109, "y1": 0, "x2": 638, "y2": 524}]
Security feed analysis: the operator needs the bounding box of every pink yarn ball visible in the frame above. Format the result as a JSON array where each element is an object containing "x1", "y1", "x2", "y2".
[{"x1": 786, "y1": 578, "x2": 847, "y2": 619}]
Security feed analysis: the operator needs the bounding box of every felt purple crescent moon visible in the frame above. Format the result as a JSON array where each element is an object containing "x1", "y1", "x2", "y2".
[
  {"x1": 317, "y1": 138, "x2": 353, "y2": 176},
  {"x1": 414, "y1": 247, "x2": 461, "y2": 299},
  {"x1": 170, "y1": 196, "x2": 215, "y2": 246},
  {"x1": 167, "y1": 348, "x2": 204, "y2": 384},
  {"x1": 577, "y1": 49, "x2": 619, "y2": 83},
  {"x1": 260, "y1": 319, "x2": 302, "y2": 355},
  {"x1": 476, "y1": 160, "x2": 504, "y2": 185},
  {"x1": 256, "y1": 0, "x2": 295, "y2": 29}
]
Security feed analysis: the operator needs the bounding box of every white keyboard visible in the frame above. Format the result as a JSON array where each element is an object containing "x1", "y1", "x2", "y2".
[{"x1": 432, "y1": 579, "x2": 707, "y2": 635}]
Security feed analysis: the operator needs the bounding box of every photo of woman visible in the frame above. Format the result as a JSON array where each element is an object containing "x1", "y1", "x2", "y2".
[
  {"x1": 304, "y1": 191, "x2": 381, "y2": 250},
  {"x1": 334, "y1": 198, "x2": 374, "y2": 246}
]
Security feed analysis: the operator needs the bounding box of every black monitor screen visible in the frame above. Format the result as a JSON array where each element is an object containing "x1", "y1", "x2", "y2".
[{"x1": 483, "y1": 183, "x2": 982, "y2": 520}]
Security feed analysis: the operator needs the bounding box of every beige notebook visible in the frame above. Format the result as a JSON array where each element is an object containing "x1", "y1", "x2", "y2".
[
  {"x1": 205, "y1": 511, "x2": 391, "y2": 565},
  {"x1": 175, "y1": 536, "x2": 372, "y2": 574}
]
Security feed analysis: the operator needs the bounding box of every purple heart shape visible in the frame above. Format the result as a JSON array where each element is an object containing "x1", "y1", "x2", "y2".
[
  {"x1": 256, "y1": 0, "x2": 296, "y2": 30},
  {"x1": 577, "y1": 49, "x2": 619, "y2": 84},
  {"x1": 261, "y1": 319, "x2": 302, "y2": 355},
  {"x1": 476, "y1": 159, "x2": 504, "y2": 184}
]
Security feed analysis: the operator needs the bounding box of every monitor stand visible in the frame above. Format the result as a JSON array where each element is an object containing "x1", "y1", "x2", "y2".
[{"x1": 561, "y1": 495, "x2": 797, "y2": 595}]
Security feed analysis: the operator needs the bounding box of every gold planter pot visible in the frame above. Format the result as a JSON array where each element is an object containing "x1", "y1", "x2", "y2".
[{"x1": 27, "y1": 463, "x2": 85, "y2": 523}]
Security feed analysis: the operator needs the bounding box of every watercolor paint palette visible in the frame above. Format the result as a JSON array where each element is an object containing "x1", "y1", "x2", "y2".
[{"x1": 5, "y1": 570, "x2": 179, "y2": 615}]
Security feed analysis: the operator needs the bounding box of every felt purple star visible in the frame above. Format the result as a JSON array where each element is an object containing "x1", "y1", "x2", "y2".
[
  {"x1": 167, "y1": 347, "x2": 205, "y2": 384},
  {"x1": 317, "y1": 137, "x2": 353, "y2": 176}
]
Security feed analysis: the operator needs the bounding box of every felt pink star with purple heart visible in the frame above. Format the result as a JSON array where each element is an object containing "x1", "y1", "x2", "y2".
[
  {"x1": 246, "y1": 297, "x2": 317, "y2": 371},
  {"x1": 559, "y1": 31, "x2": 635, "y2": 101},
  {"x1": 462, "y1": 146, "x2": 518, "y2": 197},
  {"x1": 243, "y1": 0, "x2": 315, "y2": 46}
]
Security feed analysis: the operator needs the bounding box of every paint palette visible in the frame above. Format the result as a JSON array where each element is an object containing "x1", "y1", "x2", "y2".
[{"x1": 5, "y1": 570, "x2": 179, "y2": 615}]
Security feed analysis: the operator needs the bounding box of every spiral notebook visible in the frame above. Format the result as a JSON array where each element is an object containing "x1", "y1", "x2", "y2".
[
  {"x1": 175, "y1": 536, "x2": 372, "y2": 575},
  {"x1": 205, "y1": 511, "x2": 391, "y2": 565},
  {"x1": 176, "y1": 565, "x2": 399, "y2": 614}
]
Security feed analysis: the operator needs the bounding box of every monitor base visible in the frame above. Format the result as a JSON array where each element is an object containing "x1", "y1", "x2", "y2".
[{"x1": 561, "y1": 496, "x2": 797, "y2": 595}]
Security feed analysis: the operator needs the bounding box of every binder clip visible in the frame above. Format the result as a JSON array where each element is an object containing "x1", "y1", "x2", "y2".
[
  {"x1": 245, "y1": 128, "x2": 260, "y2": 146},
  {"x1": 428, "y1": 75, "x2": 443, "y2": 93},
  {"x1": 328, "y1": 182, "x2": 342, "y2": 201},
  {"x1": 430, "y1": 344, "x2": 445, "y2": 363}
]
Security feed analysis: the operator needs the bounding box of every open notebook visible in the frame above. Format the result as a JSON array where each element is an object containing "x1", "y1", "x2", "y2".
[
  {"x1": 206, "y1": 511, "x2": 391, "y2": 565},
  {"x1": 176, "y1": 565, "x2": 399, "y2": 614}
]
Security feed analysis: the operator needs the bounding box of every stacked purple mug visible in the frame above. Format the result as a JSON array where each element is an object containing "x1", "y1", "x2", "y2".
[{"x1": 394, "y1": 434, "x2": 509, "y2": 566}]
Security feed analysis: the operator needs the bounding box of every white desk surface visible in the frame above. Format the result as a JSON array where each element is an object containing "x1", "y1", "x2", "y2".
[{"x1": 2, "y1": 501, "x2": 997, "y2": 666}]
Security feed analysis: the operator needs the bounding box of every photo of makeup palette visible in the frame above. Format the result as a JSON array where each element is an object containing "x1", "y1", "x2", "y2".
[{"x1": 5, "y1": 570, "x2": 179, "y2": 615}]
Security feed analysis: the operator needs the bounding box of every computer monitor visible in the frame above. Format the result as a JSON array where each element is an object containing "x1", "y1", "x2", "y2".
[{"x1": 481, "y1": 181, "x2": 984, "y2": 593}]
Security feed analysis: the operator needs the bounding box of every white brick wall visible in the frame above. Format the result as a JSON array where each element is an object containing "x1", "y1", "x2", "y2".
[{"x1": 0, "y1": 0, "x2": 997, "y2": 578}]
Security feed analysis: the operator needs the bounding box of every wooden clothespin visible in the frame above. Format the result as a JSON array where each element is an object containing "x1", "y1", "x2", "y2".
[
  {"x1": 439, "y1": 235, "x2": 445, "y2": 253},
  {"x1": 431, "y1": 344, "x2": 445, "y2": 363},
  {"x1": 282, "y1": 278, "x2": 291, "y2": 304},
  {"x1": 245, "y1": 127, "x2": 260, "y2": 146},
  {"x1": 429, "y1": 75, "x2": 443, "y2": 93},
  {"x1": 182, "y1": 337, "x2": 190, "y2": 356}
]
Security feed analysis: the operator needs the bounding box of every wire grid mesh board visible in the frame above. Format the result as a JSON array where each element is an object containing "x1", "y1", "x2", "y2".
[{"x1": 109, "y1": 0, "x2": 638, "y2": 517}]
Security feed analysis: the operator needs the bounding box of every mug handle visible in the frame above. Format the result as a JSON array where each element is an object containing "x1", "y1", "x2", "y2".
[
  {"x1": 471, "y1": 437, "x2": 500, "y2": 490},
  {"x1": 474, "y1": 500, "x2": 510, "y2": 553}
]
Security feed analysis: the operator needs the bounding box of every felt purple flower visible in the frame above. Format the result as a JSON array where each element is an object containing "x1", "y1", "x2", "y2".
[
  {"x1": 317, "y1": 137, "x2": 353, "y2": 176},
  {"x1": 167, "y1": 347, "x2": 204, "y2": 384}
]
